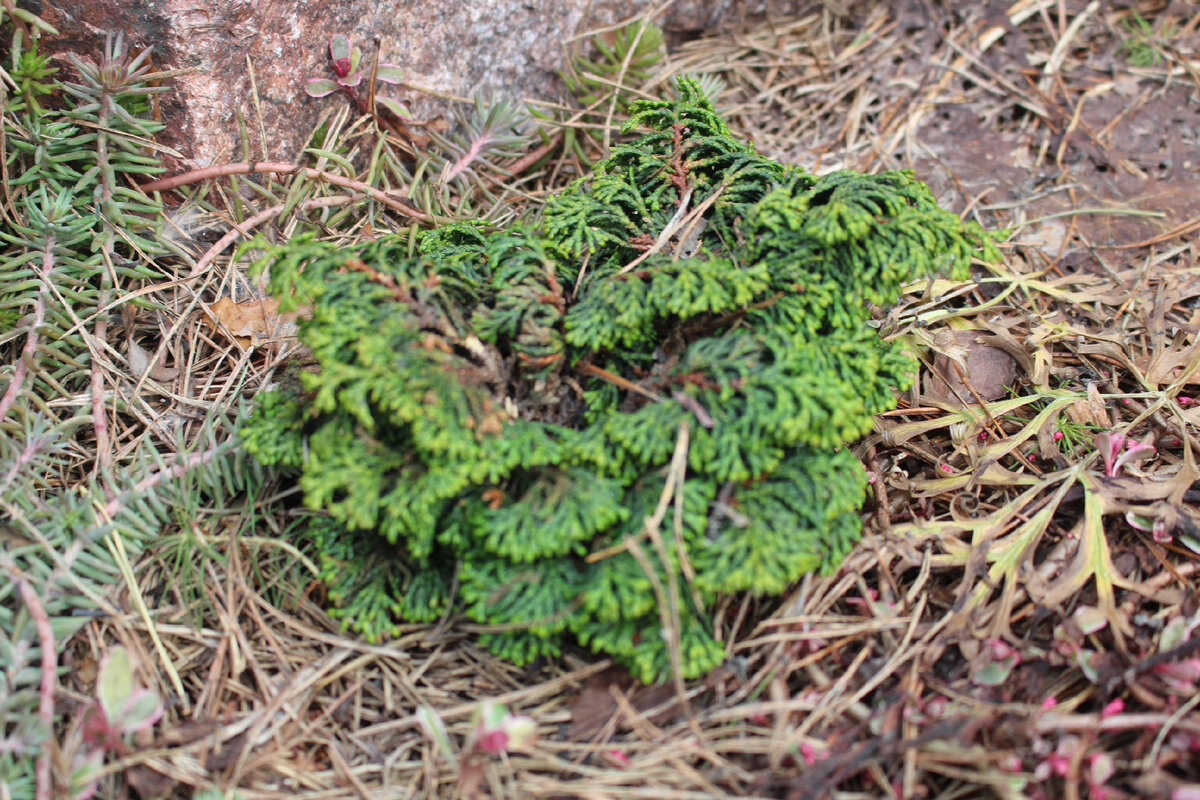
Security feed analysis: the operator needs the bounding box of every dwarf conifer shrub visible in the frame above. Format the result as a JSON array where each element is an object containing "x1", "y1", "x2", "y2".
[{"x1": 242, "y1": 78, "x2": 998, "y2": 682}]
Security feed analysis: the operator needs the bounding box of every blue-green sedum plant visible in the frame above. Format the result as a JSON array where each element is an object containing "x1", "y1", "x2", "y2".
[
  {"x1": 242, "y1": 78, "x2": 998, "y2": 682},
  {"x1": 0, "y1": 14, "x2": 273, "y2": 797}
]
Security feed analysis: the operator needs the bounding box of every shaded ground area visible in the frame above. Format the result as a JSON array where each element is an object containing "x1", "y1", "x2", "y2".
[{"x1": 56, "y1": 2, "x2": 1200, "y2": 799}]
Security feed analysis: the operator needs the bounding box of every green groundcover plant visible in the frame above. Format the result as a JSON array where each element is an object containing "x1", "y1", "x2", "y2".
[{"x1": 243, "y1": 78, "x2": 998, "y2": 682}]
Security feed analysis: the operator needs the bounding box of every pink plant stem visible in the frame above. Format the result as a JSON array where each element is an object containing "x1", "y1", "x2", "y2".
[
  {"x1": 101, "y1": 445, "x2": 220, "y2": 518},
  {"x1": 15, "y1": 576, "x2": 56, "y2": 800},
  {"x1": 493, "y1": 137, "x2": 558, "y2": 183},
  {"x1": 140, "y1": 162, "x2": 431, "y2": 222},
  {"x1": 0, "y1": 436, "x2": 44, "y2": 497},
  {"x1": 188, "y1": 195, "x2": 357, "y2": 278},
  {"x1": 443, "y1": 133, "x2": 492, "y2": 184},
  {"x1": 0, "y1": 234, "x2": 54, "y2": 421},
  {"x1": 1036, "y1": 712, "x2": 1200, "y2": 736},
  {"x1": 141, "y1": 161, "x2": 298, "y2": 190}
]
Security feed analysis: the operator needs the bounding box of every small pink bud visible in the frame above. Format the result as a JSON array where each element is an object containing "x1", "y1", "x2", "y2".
[
  {"x1": 1041, "y1": 696, "x2": 1058, "y2": 710},
  {"x1": 476, "y1": 729, "x2": 509, "y2": 754},
  {"x1": 1100, "y1": 698, "x2": 1124, "y2": 719},
  {"x1": 939, "y1": 463, "x2": 954, "y2": 474},
  {"x1": 1053, "y1": 431, "x2": 1064, "y2": 441},
  {"x1": 989, "y1": 638, "x2": 1018, "y2": 662},
  {"x1": 466, "y1": 700, "x2": 536, "y2": 755},
  {"x1": 799, "y1": 742, "x2": 826, "y2": 765},
  {"x1": 1153, "y1": 658, "x2": 1200, "y2": 690},
  {"x1": 604, "y1": 749, "x2": 630, "y2": 768},
  {"x1": 846, "y1": 588, "x2": 878, "y2": 607}
]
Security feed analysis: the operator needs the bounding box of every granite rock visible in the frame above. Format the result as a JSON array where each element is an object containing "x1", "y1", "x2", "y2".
[{"x1": 34, "y1": 0, "x2": 783, "y2": 169}]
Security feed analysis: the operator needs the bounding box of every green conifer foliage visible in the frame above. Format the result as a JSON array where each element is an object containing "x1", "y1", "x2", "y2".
[{"x1": 243, "y1": 77, "x2": 998, "y2": 683}]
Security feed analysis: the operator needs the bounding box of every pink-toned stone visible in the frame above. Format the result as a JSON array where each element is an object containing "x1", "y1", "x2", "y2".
[{"x1": 37, "y1": 0, "x2": 785, "y2": 170}]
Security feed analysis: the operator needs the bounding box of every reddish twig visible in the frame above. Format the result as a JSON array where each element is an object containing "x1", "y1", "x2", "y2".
[
  {"x1": 101, "y1": 445, "x2": 221, "y2": 518},
  {"x1": 140, "y1": 161, "x2": 431, "y2": 223},
  {"x1": 497, "y1": 136, "x2": 559, "y2": 181},
  {"x1": 515, "y1": 351, "x2": 563, "y2": 367},
  {"x1": 14, "y1": 573, "x2": 56, "y2": 800},
  {"x1": 0, "y1": 435, "x2": 47, "y2": 498},
  {"x1": 443, "y1": 131, "x2": 496, "y2": 184},
  {"x1": 340, "y1": 257, "x2": 416, "y2": 304},
  {"x1": 155, "y1": 139, "x2": 559, "y2": 279},
  {"x1": 0, "y1": 233, "x2": 54, "y2": 422},
  {"x1": 540, "y1": 264, "x2": 566, "y2": 314},
  {"x1": 1097, "y1": 213, "x2": 1200, "y2": 250},
  {"x1": 577, "y1": 361, "x2": 664, "y2": 403},
  {"x1": 1035, "y1": 711, "x2": 1200, "y2": 736},
  {"x1": 668, "y1": 123, "x2": 690, "y2": 198},
  {"x1": 140, "y1": 161, "x2": 298, "y2": 191},
  {"x1": 189, "y1": 195, "x2": 355, "y2": 278}
]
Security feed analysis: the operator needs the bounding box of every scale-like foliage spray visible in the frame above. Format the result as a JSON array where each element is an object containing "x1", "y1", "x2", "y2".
[{"x1": 243, "y1": 78, "x2": 998, "y2": 682}]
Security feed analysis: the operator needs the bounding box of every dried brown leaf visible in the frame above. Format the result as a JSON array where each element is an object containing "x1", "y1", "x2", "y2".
[
  {"x1": 204, "y1": 296, "x2": 302, "y2": 350},
  {"x1": 566, "y1": 667, "x2": 679, "y2": 740},
  {"x1": 1134, "y1": 339, "x2": 1200, "y2": 387}
]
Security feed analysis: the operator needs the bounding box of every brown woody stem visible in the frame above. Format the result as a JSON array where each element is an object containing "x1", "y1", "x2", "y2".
[
  {"x1": 141, "y1": 162, "x2": 432, "y2": 223},
  {"x1": 10, "y1": 571, "x2": 56, "y2": 800}
]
